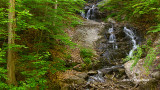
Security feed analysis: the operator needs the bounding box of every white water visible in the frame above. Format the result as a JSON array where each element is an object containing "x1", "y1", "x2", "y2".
[
  {"x1": 87, "y1": 65, "x2": 124, "y2": 86},
  {"x1": 91, "y1": 5, "x2": 95, "y2": 19},
  {"x1": 81, "y1": 11, "x2": 85, "y2": 18},
  {"x1": 87, "y1": 70, "x2": 105, "y2": 85},
  {"x1": 108, "y1": 26, "x2": 118, "y2": 49},
  {"x1": 124, "y1": 27, "x2": 138, "y2": 57},
  {"x1": 86, "y1": 5, "x2": 95, "y2": 20},
  {"x1": 86, "y1": 9, "x2": 91, "y2": 19}
]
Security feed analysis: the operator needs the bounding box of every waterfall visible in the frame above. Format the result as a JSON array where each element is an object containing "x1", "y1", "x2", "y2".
[
  {"x1": 108, "y1": 26, "x2": 118, "y2": 49},
  {"x1": 124, "y1": 27, "x2": 138, "y2": 57},
  {"x1": 87, "y1": 70, "x2": 105, "y2": 85},
  {"x1": 86, "y1": 8, "x2": 91, "y2": 19},
  {"x1": 83, "y1": 5, "x2": 96, "y2": 20},
  {"x1": 91, "y1": 5, "x2": 95, "y2": 19},
  {"x1": 87, "y1": 65, "x2": 124, "y2": 85},
  {"x1": 81, "y1": 11, "x2": 85, "y2": 18}
]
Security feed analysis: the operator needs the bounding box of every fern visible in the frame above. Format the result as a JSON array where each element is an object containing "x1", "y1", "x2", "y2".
[
  {"x1": 0, "y1": 48, "x2": 8, "y2": 89},
  {"x1": 99, "y1": 0, "x2": 160, "y2": 21},
  {"x1": 124, "y1": 41, "x2": 160, "y2": 71},
  {"x1": 148, "y1": 24, "x2": 160, "y2": 33}
]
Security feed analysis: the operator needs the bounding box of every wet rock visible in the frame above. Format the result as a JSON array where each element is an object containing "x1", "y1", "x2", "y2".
[
  {"x1": 64, "y1": 75, "x2": 85, "y2": 84},
  {"x1": 92, "y1": 81, "x2": 99, "y2": 85},
  {"x1": 99, "y1": 65, "x2": 124, "y2": 75},
  {"x1": 60, "y1": 83, "x2": 70, "y2": 90},
  {"x1": 88, "y1": 70, "x2": 98, "y2": 75},
  {"x1": 124, "y1": 59, "x2": 152, "y2": 85},
  {"x1": 99, "y1": 68, "x2": 112, "y2": 74},
  {"x1": 73, "y1": 20, "x2": 104, "y2": 48},
  {"x1": 59, "y1": 70, "x2": 88, "y2": 84},
  {"x1": 97, "y1": 84, "x2": 104, "y2": 88},
  {"x1": 76, "y1": 72, "x2": 88, "y2": 79},
  {"x1": 58, "y1": 70, "x2": 88, "y2": 89},
  {"x1": 107, "y1": 18, "x2": 116, "y2": 24},
  {"x1": 84, "y1": 6, "x2": 90, "y2": 10},
  {"x1": 118, "y1": 68, "x2": 125, "y2": 74},
  {"x1": 73, "y1": 64, "x2": 83, "y2": 71},
  {"x1": 124, "y1": 33, "x2": 160, "y2": 89},
  {"x1": 90, "y1": 83, "x2": 99, "y2": 88},
  {"x1": 100, "y1": 38, "x2": 107, "y2": 43},
  {"x1": 96, "y1": 23, "x2": 140, "y2": 66},
  {"x1": 151, "y1": 71, "x2": 160, "y2": 80}
]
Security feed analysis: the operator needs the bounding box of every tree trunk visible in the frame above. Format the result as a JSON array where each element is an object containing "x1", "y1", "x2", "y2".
[
  {"x1": 7, "y1": 0, "x2": 17, "y2": 85},
  {"x1": 53, "y1": 0, "x2": 58, "y2": 26},
  {"x1": 55, "y1": 0, "x2": 57, "y2": 9}
]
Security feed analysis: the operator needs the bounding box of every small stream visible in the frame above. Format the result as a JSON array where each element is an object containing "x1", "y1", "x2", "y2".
[
  {"x1": 81, "y1": 4, "x2": 96, "y2": 20},
  {"x1": 80, "y1": 0, "x2": 141, "y2": 89},
  {"x1": 124, "y1": 27, "x2": 138, "y2": 57}
]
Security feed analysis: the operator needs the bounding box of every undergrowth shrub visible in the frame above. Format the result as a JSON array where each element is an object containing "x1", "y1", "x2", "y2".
[
  {"x1": 80, "y1": 48, "x2": 94, "y2": 70},
  {"x1": 123, "y1": 40, "x2": 160, "y2": 70},
  {"x1": 148, "y1": 24, "x2": 160, "y2": 33},
  {"x1": 80, "y1": 48, "x2": 94, "y2": 58},
  {"x1": 99, "y1": 0, "x2": 160, "y2": 22},
  {"x1": 0, "y1": 48, "x2": 8, "y2": 89}
]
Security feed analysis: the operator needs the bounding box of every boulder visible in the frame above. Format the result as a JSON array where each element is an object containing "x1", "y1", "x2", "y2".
[
  {"x1": 124, "y1": 59, "x2": 152, "y2": 85},
  {"x1": 107, "y1": 18, "x2": 116, "y2": 24},
  {"x1": 124, "y1": 59, "x2": 160, "y2": 86},
  {"x1": 124, "y1": 33, "x2": 160, "y2": 86},
  {"x1": 151, "y1": 71, "x2": 160, "y2": 80},
  {"x1": 76, "y1": 72, "x2": 88, "y2": 79},
  {"x1": 73, "y1": 64, "x2": 83, "y2": 71},
  {"x1": 58, "y1": 70, "x2": 88, "y2": 89},
  {"x1": 88, "y1": 70, "x2": 98, "y2": 75}
]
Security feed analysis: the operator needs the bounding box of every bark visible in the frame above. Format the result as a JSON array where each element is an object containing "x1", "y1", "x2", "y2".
[
  {"x1": 7, "y1": 0, "x2": 17, "y2": 85},
  {"x1": 55, "y1": 0, "x2": 57, "y2": 9},
  {"x1": 53, "y1": 0, "x2": 58, "y2": 26}
]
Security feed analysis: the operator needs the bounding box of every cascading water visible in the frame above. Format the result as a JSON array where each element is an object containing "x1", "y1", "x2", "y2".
[
  {"x1": 90, "y1": 5, "x2": 95, "y2": 19},
  {"x1": 81, "y1": 11, "x2": 85, "y2": 18},
  {"x1": 86, "y1": 65, "x2": 124, "y2": 87},
  {"x1": 86, "y1": 26, "x2": 140, "y2": 89},
  {"x1": 86, "y1": 5, "x2": 95, "y2": 19},
  {"x1": 78, "y1": 1, "x2": 141, "y2": 89},
  {"x1": 124, "y1": 27, "x2": 138, "y2": 57},
  {"x1": 87, "y1": 70, "x2": 105, "y2": 84},
  {"x1": 108, "y1": 25, "x2": 118, "y2": 49},
  {"x1": 82, "y1": 4, "x2": 96, "y2": 20},
  {"x1": 86, "y1": 8, "x2": 91, "y2": 19}
]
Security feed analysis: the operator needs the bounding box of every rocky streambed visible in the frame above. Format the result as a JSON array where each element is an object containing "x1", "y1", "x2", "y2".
[
  {"x1": 60, "y1": 19, "x2": 160, "y2": 90},
  {"x1": 58, "y1": 0, "x2": 160, "y2": 89},
  {"x1": 72, "y1": 19, "x2": 141, "y2": 89}
]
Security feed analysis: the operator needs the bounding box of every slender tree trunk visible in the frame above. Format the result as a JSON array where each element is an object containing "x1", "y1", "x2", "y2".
[
  {"x1": 55, "y1": 0, "x2": 57, "y2": 9},
  {"x1": 7, "y1": 0, "x2": 17, "y2": 85},
  {"x1": 53, "y1": 0, "x2": 57, "y2": 26}
]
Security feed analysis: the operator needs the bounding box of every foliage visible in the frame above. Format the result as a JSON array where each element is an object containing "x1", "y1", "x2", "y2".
[
  {"x1": 99, "y1": 0, "x2": 160, "y2": 22},
  {"x1": 15, "y1": 0, "x2": 85, "y2": 49},
  {"x1": 0, "y1": 0, "x2": 86, "y2": 89},
  {"x1": 157, "y1": 64, "x2": 160, "y2": 69},
  {"x1": 83, "y1": 58, "x2": 92, "y2": 65},
  {"x1": 80, "y1": 48, "x2": 94, "y2": 58},
  {"x1": 123, "y1": 40, "x2": 160, "y2": 70},
  {"x1": 19, "y1": 52, "x2": 66, "y2": 89},
  {"x1": 0, "y1": 48, "x2": 8, "y2": 89},
  {"x1": 80, "y1": 48, "x2": 94, "y2": 70},
  {"x1": 0, "y1": 7, "x2": 8, "y2": 41},
  {"x1": 123, "y1": 46, "x2": 143, "y2": 69},
  {"x1": 99, "y1": 0, "x2": 160, "y2": 71},
  {"x1": 148, "y1": 24, "x2": 160, "y2": 33}
]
